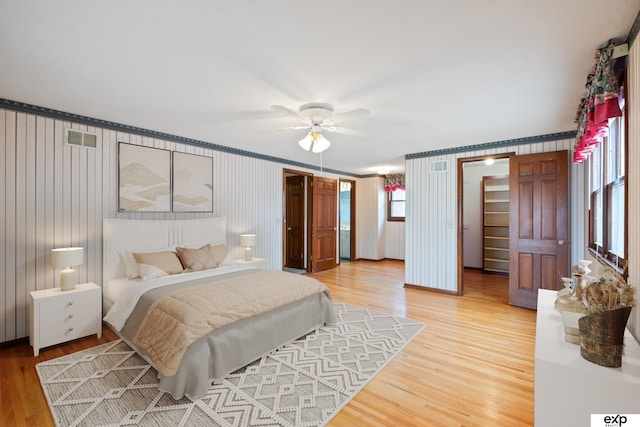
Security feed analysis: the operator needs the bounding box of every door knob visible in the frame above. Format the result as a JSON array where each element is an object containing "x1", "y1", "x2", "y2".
[
  {"x1": 287, "y1": 227, "x2": 292, "y2": 231},
  {"x1": 558, "y1": 240, "x2": 566, "y2": 246}
]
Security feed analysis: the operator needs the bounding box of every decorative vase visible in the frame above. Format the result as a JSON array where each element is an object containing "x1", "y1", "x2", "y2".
[
  {"x1": 578, "y1": 307, "x2": 632, "y2": 368},
  {"x1": 555, "y1": 276, "x2": 586, "y2": 343},
  {"x1": 578, "y1": 259, "x2": 592, "y2": 275}
]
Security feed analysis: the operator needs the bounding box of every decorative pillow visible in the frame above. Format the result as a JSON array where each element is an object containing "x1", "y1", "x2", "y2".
[
  {"x1": 132, "y1": 251, "x2": 184, "y2": 278},
  {"x1": 118, "y1": 251, "x2": 140, "y2": 279},
  {"x1": 176, "y1": 244, "x2": 228, "y2": 271}
]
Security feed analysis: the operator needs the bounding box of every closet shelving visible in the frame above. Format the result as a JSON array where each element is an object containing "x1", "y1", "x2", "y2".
[{"x1": 482, "y1": 175, "x2": 510, "y2": 274}]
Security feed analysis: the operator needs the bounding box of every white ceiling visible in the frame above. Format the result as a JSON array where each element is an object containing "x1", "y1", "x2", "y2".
[{"x1": 1, "y1": 1, "x2": 638, "y2": 175}]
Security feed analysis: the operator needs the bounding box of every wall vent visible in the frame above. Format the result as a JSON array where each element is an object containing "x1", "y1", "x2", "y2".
[
  {"x1": 65, "y1": 129, "x2": 98, "y2": 149},
  {"x1": 429, "y1": 159, "x2": 448, "y2": 173}
]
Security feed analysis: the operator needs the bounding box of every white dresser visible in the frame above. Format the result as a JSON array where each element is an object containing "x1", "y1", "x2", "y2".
[
  {"x1": 535, "y1": 289, "x2": 640, "y2": 426},
  {"x1": 29, "y1": 282, "x2": 102, "y2": 356}
]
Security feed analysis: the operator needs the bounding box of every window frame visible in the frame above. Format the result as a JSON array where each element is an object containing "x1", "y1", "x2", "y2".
[
  {"x1": 587, "y1": 99, "x2": 627, "y2": 276},
  {"x1": 387, "y1": 188, "x2": 406, "y2": 222}
]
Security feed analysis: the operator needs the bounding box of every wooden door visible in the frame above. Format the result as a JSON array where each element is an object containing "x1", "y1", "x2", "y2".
[
  {"x1": 509, "y1": 150, "x2": 569, "y2": 309},
  {"x1": 285, "y1": 175, "x2": 305, "y2": 269},
  {"x1": 311, "y1": 176, "x2": 337, "y2": 272}
]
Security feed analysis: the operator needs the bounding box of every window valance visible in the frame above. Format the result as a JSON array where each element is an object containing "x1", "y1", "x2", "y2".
[
  {"x1": 384, "y1": 174, "x2": 405, "y2": 192},
  {"x1": 573, "y1": 39, "x2": 625, "y2": 164}
]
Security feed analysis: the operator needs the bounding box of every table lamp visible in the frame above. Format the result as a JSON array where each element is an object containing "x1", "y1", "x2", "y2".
[
  {"x1": 239, "y1": 234, "x2": 256, "y2": 261},
  {"x1": 51, "y1": 247, "x2": 84, "y2": 291}
]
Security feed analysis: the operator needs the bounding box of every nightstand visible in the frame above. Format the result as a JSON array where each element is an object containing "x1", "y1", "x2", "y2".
[
  {"x1": 235, "y1": 257, "x2": 268, "y2": 269},
  {"x1": 29, "y1": 282, "x2": 102, "y2": 356}
]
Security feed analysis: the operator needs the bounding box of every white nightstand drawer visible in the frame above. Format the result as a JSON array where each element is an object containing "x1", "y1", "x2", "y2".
[
  {"x1": 39, "y1": 291, "x2": 96, "y2": 320},
  {"x1": 39, "y1": 315, "x2": 98, "y2": 347},
  {"x1": 29, "y1": 283, "x2": 102, "y2": 356}
]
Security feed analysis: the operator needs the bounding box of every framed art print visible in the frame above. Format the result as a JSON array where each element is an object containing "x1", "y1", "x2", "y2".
[
  {"x1": 172, "y1": 152, "x2": 213, "y2": 212},
  {"x1": 118, "y1": 143, "x2": 171, "y2": 212}
]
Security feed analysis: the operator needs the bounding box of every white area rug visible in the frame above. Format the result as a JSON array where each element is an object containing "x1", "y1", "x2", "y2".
[{"x1": 36, "y1": 303, "x2": 424, "y2": 427}]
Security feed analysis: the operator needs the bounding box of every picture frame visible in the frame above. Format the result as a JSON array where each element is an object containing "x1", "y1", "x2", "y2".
[
  {"x1": 118, "y1": 143, "x2": 171, "y2": 212},
  {"x1": 172, "y1": 152, "x2": 213, "y2": 212}
]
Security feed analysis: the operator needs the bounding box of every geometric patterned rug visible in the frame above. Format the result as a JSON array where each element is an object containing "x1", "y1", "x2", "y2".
[{"x1": 36, "y1": 303, "x2": 425, "y2": 427}]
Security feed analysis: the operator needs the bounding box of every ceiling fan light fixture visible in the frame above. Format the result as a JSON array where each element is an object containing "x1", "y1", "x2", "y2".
[
  {"x1": 298, "y1": 133, "x2": 313, "y2": 151},
  {"x1": 299, "y1": 127, "x2": 331, "y2": 153},
  {"x1": 311, "y1": 132, "x2": 331, "y2": 153}
]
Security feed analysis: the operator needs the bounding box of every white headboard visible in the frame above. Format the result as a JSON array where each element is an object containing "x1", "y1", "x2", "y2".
[{"x1": 103, "y1": 217, "x2": 227, "y2": 285}]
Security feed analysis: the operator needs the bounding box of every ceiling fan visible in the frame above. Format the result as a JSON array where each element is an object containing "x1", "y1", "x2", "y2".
[{"x1": 270, "y1": 102, "x2": 368, "y2": 153}]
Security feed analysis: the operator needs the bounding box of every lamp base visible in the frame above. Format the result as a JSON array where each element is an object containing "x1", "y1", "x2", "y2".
[
  {"x1": 60, "y1": 268, "x2": 78, "y2": 291},
  {"x1": 244, "y1": 247, "x2": 253, "y2": 261}
]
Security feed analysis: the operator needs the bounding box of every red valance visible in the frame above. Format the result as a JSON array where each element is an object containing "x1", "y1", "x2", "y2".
[
  {"x1": 573, "y1": 39, "x2": 624, "y2": 164},
  {"x1": 384, "y1": 174, "x2": 405, "y2": 192}
]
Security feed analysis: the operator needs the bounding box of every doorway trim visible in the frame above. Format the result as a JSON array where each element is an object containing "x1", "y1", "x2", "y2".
[
  {"x1": 339, "y1": 179, "x2": 357, "y2": 262},
  {"x1": 456, "y1": 152, "x2": 515, "y2": 295},
  {"x1": 283, "y1": 168, "x2": 314, "y2": 272}
]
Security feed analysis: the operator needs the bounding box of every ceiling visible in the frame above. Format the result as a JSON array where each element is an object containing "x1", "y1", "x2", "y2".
[{"x1": 1, "y1": 1, "x2": 639, "y2": 176}]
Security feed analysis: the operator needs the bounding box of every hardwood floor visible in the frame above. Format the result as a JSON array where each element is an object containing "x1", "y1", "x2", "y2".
[{"x1": 0, "y1": 260, "x2": 536, "y2": 426}]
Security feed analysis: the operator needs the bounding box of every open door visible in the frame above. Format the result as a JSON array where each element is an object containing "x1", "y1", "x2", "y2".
[
  {"x1": 509, "y1": 150, "x2": 569, "y2": 309},
  {"x1": 311, "y1": 176, "x2": 338, "y2": 272},
  {"x1": 285, "y1": 175, "x2": 305, "y2": 269}
]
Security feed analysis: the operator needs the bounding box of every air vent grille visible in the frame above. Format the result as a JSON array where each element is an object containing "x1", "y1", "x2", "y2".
[
  {"x1": 65, "y1": 129, "x2": 98, "y2": 149},
  {"x1": 429, "y1": 160, "x2": 448, "y2": 173}
]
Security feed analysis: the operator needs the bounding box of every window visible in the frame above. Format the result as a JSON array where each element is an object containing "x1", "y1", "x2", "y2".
[
  {"x1": 588, "y1": 103, "x2": 626, "y2": 273},
  {"x1": 387, "y1": 188, "x2": 405, "y2": 221}
]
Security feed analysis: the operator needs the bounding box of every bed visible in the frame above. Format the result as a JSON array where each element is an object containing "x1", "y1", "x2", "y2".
[{"x1": 102, "y1": 217, "x2": 335, "y2": 399}]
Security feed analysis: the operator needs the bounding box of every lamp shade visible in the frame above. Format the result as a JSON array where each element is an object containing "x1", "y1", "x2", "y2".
[
  {"x1": 51, "y1": 247, "x2": 84, "y2": 268},
  {"x1": 239, "y1": 234, "x2": 256, "y2": 247}
]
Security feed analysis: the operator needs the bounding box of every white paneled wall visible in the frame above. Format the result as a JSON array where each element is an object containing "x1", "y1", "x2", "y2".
[
  {"x1": 356, "y1": 177, "x2": 386, "y2": 260},
  {"x1": 627, "y1": 39, "x2": 640, "y2": 342},
  {"x1": 385, "y1": 221, "x2": 405, "y2": 260},
  {"x1": 405, "y1": 140, "x2": 576, "y2": 292},
  {"x1": 0, "y1": 107, "x2": 354, "y2": 342}
]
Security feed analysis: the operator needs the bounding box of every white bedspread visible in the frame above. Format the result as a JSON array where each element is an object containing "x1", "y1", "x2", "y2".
[{"x1": 103, "y1": 264, "x2": 254, "y2": 331}]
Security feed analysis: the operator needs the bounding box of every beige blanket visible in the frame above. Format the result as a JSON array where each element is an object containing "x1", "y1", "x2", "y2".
[{"x1": 132, "y1": 270, "x2": 331, "y2": 376}]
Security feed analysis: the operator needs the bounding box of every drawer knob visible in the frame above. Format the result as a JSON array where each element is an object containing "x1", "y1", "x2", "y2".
[
  {"x1": 68, "y1": 314, "x2": 74, "y2": 319},
  {"x1": 68, "y1": 327, "x2": 74, "y2": 332},
  {"x1": 68, "y1": 301, "x2": 74, "y2": 306}
]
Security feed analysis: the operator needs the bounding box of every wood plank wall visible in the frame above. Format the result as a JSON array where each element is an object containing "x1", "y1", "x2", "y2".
[
  {"x1": 628, "y1": 39, "x2": 639, "y2": 342},
  {"x1": 405, "y1": 139, "x2": 578, "y2": 291},
  {"x1": 0, "y1": 108, "x2": 356, "y2": 342}
]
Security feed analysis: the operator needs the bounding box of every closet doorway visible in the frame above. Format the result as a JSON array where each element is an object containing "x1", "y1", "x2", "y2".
[
  {"x1": 458, "y1": 154, "x2": 513, "y2": 298},
  {"x1": 457, "y1": 151, "x2": 570, "y2": 309}
]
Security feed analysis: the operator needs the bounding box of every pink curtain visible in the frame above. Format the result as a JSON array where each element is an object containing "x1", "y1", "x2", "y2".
[
  {"x1": 573, "y1": 39, "x2": 624, "y2": 164},
  {"x1": 384, "y1": 174, "x2": 405, "y2": 192}
]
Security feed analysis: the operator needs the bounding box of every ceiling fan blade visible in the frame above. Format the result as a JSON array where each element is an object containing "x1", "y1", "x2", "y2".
[
  {"x1": 293, "y1": 123, "x2": 312, "y2": 130},
  {"x1": 331, "y1": 108, "x2": 370, "y2": 122},
  {"x1": 334, "y1": 126, "x2": 367, "y2": 137},
  {"x1": 270, "y1": 105, "x2": 303, "y2": 119}
]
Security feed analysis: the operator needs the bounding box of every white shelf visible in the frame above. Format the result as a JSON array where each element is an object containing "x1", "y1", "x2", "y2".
[
  {"x1": 483, "y1": 175, "x2": 510, "y2": 273},
  {"x1": 535, "y1": 290, "x2": 640, "y2": 426}
]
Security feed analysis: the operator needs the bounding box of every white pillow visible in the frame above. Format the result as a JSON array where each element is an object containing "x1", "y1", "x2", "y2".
[
  {"x1": 138, "y1": 263, "x2": 169, "y2": 280},
  {"x1": 118, "y1": 246, "x2": 176, "y2": 279},
  {"x1": 118, "y1": 251, "x2": 140, "y2": 279}
]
